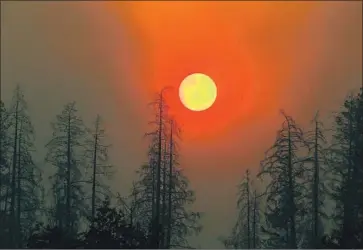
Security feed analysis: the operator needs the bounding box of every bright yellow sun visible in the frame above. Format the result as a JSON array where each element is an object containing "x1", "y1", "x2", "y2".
[{"x1": 179, "y1": 73, "x2": 217, "y2": 112}]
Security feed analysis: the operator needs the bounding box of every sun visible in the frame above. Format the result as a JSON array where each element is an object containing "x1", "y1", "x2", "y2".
[{"x1": 179, "y1": 73, "x2": 217, "y2": 112}]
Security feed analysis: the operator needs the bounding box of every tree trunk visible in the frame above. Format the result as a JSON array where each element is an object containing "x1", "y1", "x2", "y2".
[
  {"x1": 10, "y1": 98, "x2": 19, "y2": 248},
  {"x1": 66, "y1": 112, "x2": 71, "y2": 230},
  {"x1": 91, "y1": 119, "x2": 99, "y2": 223},
  {"x1": 287, "y1": 129, "x2": 297, "y2": 248},
  {"x1": 16, "y1": 122, "x2": 22, "y2": 247},
  {"x1": 161, "y1": 139, "x2": 168, "y2": 248},
  {"x1": 252, "y1": 190, "x2": 257, "y2": 248},
  {"x1": 153, "y1": 92, "x2": 163, "y2": 248},
  {"x1": 166, "y1": 120, "x2": 173, "y2": 249},
  {"x1": 246, "y1": 170, "x2": 251, "y2": 248},
  {"x1": 342, "y1": 110, "x2": 354, "y2": 248},
  {"x1": 312, "y1": 119, "x2": 319, "y2": 247}
]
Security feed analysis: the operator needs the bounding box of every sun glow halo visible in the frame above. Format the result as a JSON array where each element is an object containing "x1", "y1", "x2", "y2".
[{"x1": 179, "y1": 73, "x2": 217, "y2": 112}]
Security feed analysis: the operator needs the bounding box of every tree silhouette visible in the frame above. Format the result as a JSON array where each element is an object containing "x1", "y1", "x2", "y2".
[
  {"x1": 5, "y1": 85, "x2": 43, "y2": 247},
  {"x1": 223, "y1": 169, "x2": 253, "y2": 248},
  {"x1": 0, "y1": 100, "x2": 12, "y2": 247},
  {"x1": 223, "y1": 170, "x2": 262, "y2": 249},
  {"x1": 326, "y1": 89, "x2": 363, "y2": 248},
  {"x1": 149, "y1": 89, "x2": 170, "y2": 248},
  {"x1": 258, "y1": 111, "x2": 309, "y2": 248},
  {"x1": 303, "y1": 112, "x2": 329, "y2": 248},
  {"x1": 116, "y1": 181, "x2": 140, "y2": 229},
  {"x1": 1, "y1": 74, "x2": 361, "y2": 249},
  {"x1": 127, "y1": 89, "x2": 201, "y2": 248},
  {"x1": 45, "y1": 101, "x2": 88, "y2": 233},
  {"x1": 141, "y1": 88, "x2": 170, "y2": 248},
  {"x1": 84, "y1": 114, "x2": 114, "y2": 223},
  {"x1": 251, "y1": 185, "x2": 262, "y2": 248},
  {"x1": 166, "y1": 158, "x2": 202, "y2": 248}
]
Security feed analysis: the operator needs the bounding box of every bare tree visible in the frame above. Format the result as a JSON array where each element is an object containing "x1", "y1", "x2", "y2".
[
  {"x1": 84, "y1": 114, "x2": 114, "y2": 223},
  {"x1": 147, "y1": 88, "x2": 170, "y2": 248},
  {"x1": 303, "y1": 112, "x2": 329, "y2": 248}
]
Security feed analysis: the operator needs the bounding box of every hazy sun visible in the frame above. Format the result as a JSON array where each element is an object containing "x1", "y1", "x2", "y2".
[{"x1": 179, "y1": 73, "x2": 217, "y2": 112}]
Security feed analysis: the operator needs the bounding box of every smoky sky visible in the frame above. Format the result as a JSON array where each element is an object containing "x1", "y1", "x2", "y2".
[{"x1": 1, "y1": 1, "x2": 362, "y2": 248}]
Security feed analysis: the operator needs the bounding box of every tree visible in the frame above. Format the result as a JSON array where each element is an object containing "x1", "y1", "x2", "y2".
[
  {"x1": 129, "y1": 89, "x2": 201, "y2": 248},
  {"x1": 223, "y1": 170, "x2": 252, "y2": 249},
  {"x1": 132, "y1": 155, "x2": 202, "y2": 249},
  {"x1": 143, "y1": 88, "x2": 170, "y2": 248},
  {"x1": 150, "y1": 89, "x2": 169, "y2": 248},
  {"x1": 303, "y1": 112, "x2": 329, "y2": 248},
  {"x1": 45, "y1": 101, "x2": 88, "y2": 233},
  {"x1": 116, "y1": 181, "x2": 141, "y2": 229},
  {"x1": 166, "y1": 161, "x2": 202, "y2": 248},
  {"x1": 223, "y1": 170, "x2": 262, "y2": 249},
  {"x1": 251, "y1": 186, "x2": 262, "y2": 249},
  {"x1": 5, "y1": 85, "x2": 42, "y2": 247},
  {"x1": 258, "y1": 111, "x2": 309, "y2": 248},
  {"x1": 109, "y1": 89, "x2": 170, "y2": 245},
  {"x1": 84, "y1": 114, "x2": 114, "y2": 223},
  {"x1": 327, "y1": 89, "x2": 363, "y2": 248},
  {"x1": 0, "y1": 100, "x2": 12, "y2": 247}
]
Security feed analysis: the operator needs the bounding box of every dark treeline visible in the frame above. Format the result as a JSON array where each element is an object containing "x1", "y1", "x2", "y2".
[
  {"x1": 0, "y1": 85, "x2": 362, "y2": 249},
  {"x1": 0, "y1": 86, "x2": 201, "y2": 249},
  {"x1": 223, "y1": 88, "x2": 363, "y2": 249}
]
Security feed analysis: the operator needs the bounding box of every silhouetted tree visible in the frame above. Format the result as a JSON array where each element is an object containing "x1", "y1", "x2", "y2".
[
  {"x1": 140, "y1": 88, "x2": 170, "y2": 248},
  {"x1": 84, "y1": 114, "x2": 114, "y2": 223},
  {"x1": 0, "y1": 100, "x2": 12, "y2": 247},
  {"x1": 5, "y1": 85, "x2": 42, "y2": 247},
  {"x1": 223, "y1": 170, "x2": 253, "y2": 249},
  {"x1": 45, "y1": 101, "x2": 88, "y2": 233},
  {"x1": 116, "y1": 181, "x2": 140, "y2": 228},
  {"x1": 327, "y1": 89, "x2": 363, "y2": 248},
  {"x1": 133, "y1": 161, "x2": 202, "y2": 249},
  {"x1": 110, "y1": 90, "x2": 168, "y2": 248},
  {"x1": 166, "y1": 160, "x2": 202, "y2": 248},
  {"x1": 130, "y1": 89, "x2": 201, "y2": 248},
  {"x1": 302, "y1": 112, "x2": 329, "y2": 248},
  {"x1": 223, "y1": 170, "x2": 262, "y2": 249},
  {"x1": 258, "y1": 111, "x2": 309, "y2": 248},
  {"x1": 150, "y1": 89, "x2": 170, "y2": 248},
  {"x1": 251, "y1": 187, "x2": 262, "y2": 248},
  {"x1": 124, "y1": 164, "x2": 154, "y2": 239}
]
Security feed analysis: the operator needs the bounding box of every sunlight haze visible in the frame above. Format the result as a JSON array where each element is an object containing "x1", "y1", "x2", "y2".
[{"x1": 1, "y1": 1, "x2": 361, "y2": 248}]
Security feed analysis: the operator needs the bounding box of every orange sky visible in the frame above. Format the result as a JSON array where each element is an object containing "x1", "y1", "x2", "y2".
[
  {"x1": 1, "y1": 1, "x2": 362, "y2": 247},
  {"x1": 109, "y1": 2, "x2": 321, "y2": 141},
  {"x1": 101, "y1": 1, "x2": 362, "y2": 144}
]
